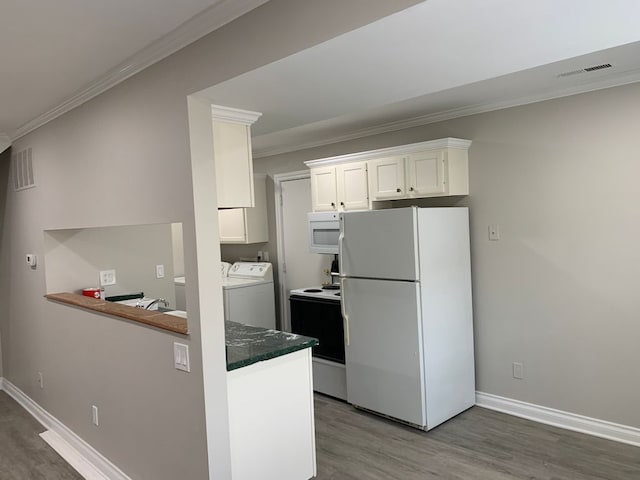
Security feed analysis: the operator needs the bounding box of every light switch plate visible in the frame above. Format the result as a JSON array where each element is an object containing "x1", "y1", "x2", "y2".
[{"x1": 174, "y1": 343, "x2": 190, "y2": 372}]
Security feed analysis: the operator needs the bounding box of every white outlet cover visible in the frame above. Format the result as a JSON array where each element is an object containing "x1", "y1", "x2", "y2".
[
  {"x1": 156, "y1": 264, "x2": 165, "y2": 278},
  {"x1": 99, "y1": 269, "x2": 116, "y2": 286}
]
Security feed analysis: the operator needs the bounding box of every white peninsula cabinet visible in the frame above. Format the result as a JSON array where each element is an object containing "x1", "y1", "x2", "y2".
[
  {"x1": 368, "y1": 138, "x2": 471, "y2": 201},
  {"x1": 309, "y1": 161, "x2": 368, "y2": 212},
  {"x1": 219, "y1": 174, "x2": 268, "y2": 244},
  {"x1": 212, "y1": 105, "x2": 262, "y2": 208}
]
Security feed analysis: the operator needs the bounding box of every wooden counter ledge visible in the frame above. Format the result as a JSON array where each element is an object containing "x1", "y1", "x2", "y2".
[{"x1": 45, "y1": 292, "x2": 188, "y2": 335}]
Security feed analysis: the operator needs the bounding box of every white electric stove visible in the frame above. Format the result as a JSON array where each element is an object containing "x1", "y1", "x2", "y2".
[{"x1": 289, "y1": 284, "x2": 346, "y2": 400}]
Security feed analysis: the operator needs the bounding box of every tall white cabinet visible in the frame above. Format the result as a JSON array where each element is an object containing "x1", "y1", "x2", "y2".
[{"x1": 212, "y1": 105, "x2": 262, "y2": 208}]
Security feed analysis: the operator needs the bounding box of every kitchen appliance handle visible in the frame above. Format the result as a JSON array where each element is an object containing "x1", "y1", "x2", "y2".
[
  {"x1": 340, "y1": 277, "x2": 350, "y2": 346},
  {"x1": 338, "y1": 218, "x2": 344, "y2": 274}
]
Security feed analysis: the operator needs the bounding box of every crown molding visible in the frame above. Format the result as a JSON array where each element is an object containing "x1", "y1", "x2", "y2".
[
  {"x1": 211, "y1": 104, "x2": 262, "y2": 125},
  {"x1": 11, "y1": 0, "x2": 269, "y2": 141},
  {"x1": 253, "y1": 71, "x2": 640, "y2": 159},
  {"x1": 0, "y1": 134, "x2": 10, "y2": 153},
  {"x1": 304, "y1": 137, "x2": 471, "y2": 168}
]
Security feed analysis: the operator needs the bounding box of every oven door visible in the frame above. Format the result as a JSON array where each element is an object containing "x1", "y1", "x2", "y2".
[{"x1": 289, "y1": 295, "x2": 345, "y2": 363}]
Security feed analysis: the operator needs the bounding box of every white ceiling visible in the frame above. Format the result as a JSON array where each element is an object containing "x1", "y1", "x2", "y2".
[
  {"x1": 199, "y1": 0, "x2": 640, "y2": 158},
  {"x1": 3, "y1": 1, "x2": 640, "y2": 159},
  {"x1": 0, "y1": 0, "x2": 268, "y2": 147}
]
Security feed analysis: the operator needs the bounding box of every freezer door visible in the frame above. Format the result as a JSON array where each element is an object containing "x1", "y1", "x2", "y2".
[
  {"x1": 340, "y1": 207, "x2": 418, "y2": 281},
  {"x1": 343, "y1": 277, "x2": 425, "y2": 427}
]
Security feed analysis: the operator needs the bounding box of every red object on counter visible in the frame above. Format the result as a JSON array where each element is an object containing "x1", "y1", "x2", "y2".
[{"x1": 82, "y1": 288, "x2": 101, "y2": 299}]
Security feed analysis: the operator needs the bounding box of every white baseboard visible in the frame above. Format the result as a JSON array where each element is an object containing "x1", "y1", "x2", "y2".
[
  {"x1": 476, "y1": 391, "x2": 640, "y2": 447},
  {"x1": 1, "y1": 379, "x2": 131, "y2": 480}
]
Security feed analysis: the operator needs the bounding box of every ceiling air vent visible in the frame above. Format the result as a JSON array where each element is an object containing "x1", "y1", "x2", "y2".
[
  {"x1": 12, "y1": 147, "x2": 36, "y2": 191},
  {"x1": 584, "y1": 63, "x2": 612, "y2": 72},
  {"x1": 557, "y1": 63, "x2": 613, "y2": 78}
]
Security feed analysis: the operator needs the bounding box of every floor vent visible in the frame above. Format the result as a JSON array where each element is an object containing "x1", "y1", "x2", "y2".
[{"x1": 12, "y1": 147, "x2": 36, "y2": 191}]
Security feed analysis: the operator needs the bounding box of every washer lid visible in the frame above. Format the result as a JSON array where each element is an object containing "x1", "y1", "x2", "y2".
[
  {"x1": 222, "y1": 276, "x2": 272, "y2": 289},
  {"x1": 227, "y1": 262, "x2": 273, "y2": 281}
]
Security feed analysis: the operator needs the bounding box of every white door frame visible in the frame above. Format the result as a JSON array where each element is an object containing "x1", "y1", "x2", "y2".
[{"x1": 274, "y1": 170, "x2": 310, "y2": 332}]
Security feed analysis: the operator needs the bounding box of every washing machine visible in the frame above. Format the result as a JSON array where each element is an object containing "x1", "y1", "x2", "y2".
[{"x1": 222, "y1": 261, "x2": 275, "y2": 330}]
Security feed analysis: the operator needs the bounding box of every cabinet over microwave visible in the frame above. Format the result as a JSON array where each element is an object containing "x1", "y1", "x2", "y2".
[{"x1": 308, "y1": 211, "x2": 340, "y2": 254}]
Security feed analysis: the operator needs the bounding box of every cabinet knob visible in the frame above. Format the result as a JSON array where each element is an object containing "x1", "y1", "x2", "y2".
[
  {"x1": 396, "y1": 188, "x2": 401, "y2": 193},
  {"x1": 409, "y1": 187, "x2": 414, "y2": 191},
  {"x1": 340, "y1": 201, "x2": 345, "y2": 207},
  {"x1": 331, "y1": 202, "x2": 335, "y2": 207}
]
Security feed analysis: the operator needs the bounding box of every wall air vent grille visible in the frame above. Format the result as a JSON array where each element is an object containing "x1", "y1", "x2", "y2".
[
  {"x1": 557, "y1": 69, "x2": 585, "y2": 78},
  {"x1": 12, "y1": 147, "x2": 36, "y2": 191},
  {"x1": 557, "y1": 63, "x2": 613, "y2": 78},
  {"x1": 583, "y1": 63, "x2": 612, "y2": 72}
]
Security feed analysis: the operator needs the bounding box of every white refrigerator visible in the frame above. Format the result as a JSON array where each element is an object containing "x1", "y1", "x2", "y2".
[{"x1": 339, "y1": 207, "x2": 475, "y2": 430}]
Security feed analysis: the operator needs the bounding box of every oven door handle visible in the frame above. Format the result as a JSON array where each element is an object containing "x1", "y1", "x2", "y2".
[{"x1": 340, "y1": 277, "x2": 349, "y2": 346}]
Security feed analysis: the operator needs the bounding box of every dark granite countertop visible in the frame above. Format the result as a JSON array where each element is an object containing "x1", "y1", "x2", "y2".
[{"x1": 226, "y1": 321, "x2": 318, "y2": 371}]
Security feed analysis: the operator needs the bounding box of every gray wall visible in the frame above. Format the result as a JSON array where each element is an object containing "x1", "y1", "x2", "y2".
[
  {"x1": 0, "y1": 1, "x2": 421, "y2": 479},
  {"x1": 44, "y1": 223, "x2": 177, "y2": 306},
  {"x1": 0, "y1": 148, "x2": 10, "y2": 378},
  {"x1": 255, "y1": 81, "x2": 640, "y2": 429}
]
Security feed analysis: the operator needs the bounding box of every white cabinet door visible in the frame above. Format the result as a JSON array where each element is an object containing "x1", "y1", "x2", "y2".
[
  {"x1": 407, "y1": 150, "x2": 446, "y2": 196},
  {"x1": 213, "y1": 120, "x2": 255, "y2": 208},
  {"x1": 219, "y1": 174, "x2": 268, "y2": 244},
  {"x1": 310, "y1": 166, "x2": 337, "y2": 211},
  {"x1": 336, "y1": 161, "x2": 368, "y2": 211},
  {"x1": 368, "y1": 156, "x2": 406, "y2": 200},
  {"x1": 343, "y1": 277, "x2": 425, "y2": 427},
  {"x1": 218, "y1": 208, "x2": 247, "y2": 242}
]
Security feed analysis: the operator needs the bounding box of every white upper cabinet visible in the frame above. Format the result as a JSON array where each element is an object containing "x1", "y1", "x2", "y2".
[
  {"x1": 367, "y1": 156, "x2": 406, "y2": 199},
  {"x1": 336, "y1": 162, "x2": 369, "y2": 211},
  {"x1": 310, "y1": 162, "x2": 368, "y2": 212},
  {"x1": 307, "y1": 138, "x2": 471, "y2": 211},
  {"x1": 219, "y1": 174, "x2": 269, "y2": 244},
  {"x1": 212, "y1": 105, "x2": 262, "y2": 209},
  {"x1": 310, "y1": 166, "x2": 338, "y2": 212},
  {"x1": 368, "y1": 139, "x2": 471, "y2": 201}
]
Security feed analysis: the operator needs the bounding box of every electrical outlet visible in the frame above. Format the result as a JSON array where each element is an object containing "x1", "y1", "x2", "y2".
[
  {"x1": 26, "y1": 254, "x2": 37, "y2": 267},
  {"x1": 488, "y1": 224, "x2": 500, "y2": 241},
  {"x1": 156, "y1": 264, "x2": 165, "y2": 278},
  {"x1": 92, "y1": 405, "x2": 99, "y2": 426},
  {"x1": 174, "y1": 343, "x2": 190, "y2": 372},
  {"x1": 99, "y1": 269, "x2": 116, "y2": 286},
  {"x1": 37, "y1": 372, "x2": 44, "y2": 389},
  {"x1": 263, "y1": 251, "x2": 269, "y2": 262},
  {"x1": 512, "y1": 362, "x2": 524, "y2": 379}
]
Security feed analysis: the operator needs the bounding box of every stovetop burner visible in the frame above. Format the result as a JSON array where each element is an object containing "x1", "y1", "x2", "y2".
[{"x1": 290, "y1": 286, "x2": 341, "y2": 301}]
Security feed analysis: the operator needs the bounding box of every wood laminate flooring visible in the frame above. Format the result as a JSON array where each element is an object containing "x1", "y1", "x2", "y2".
[
  {"x1": 314, "y1": 394, "x2": 640, "y2": 480},
  {"x1": 0, "y1": 391, "x2": 83, "y2": 480}
]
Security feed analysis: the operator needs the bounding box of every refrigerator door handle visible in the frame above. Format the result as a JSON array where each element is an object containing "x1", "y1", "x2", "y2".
[
  {"x1": 338, "y1": 221, "x2": 344, "y2": 274},
  {"x1": 340, "y1": 277, "x2": 350, "y2": 346}
]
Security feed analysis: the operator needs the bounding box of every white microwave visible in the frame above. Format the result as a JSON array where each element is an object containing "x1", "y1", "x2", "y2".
[{"x1": 307, "y1": 211, "x2": 340, "y2": 254}]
